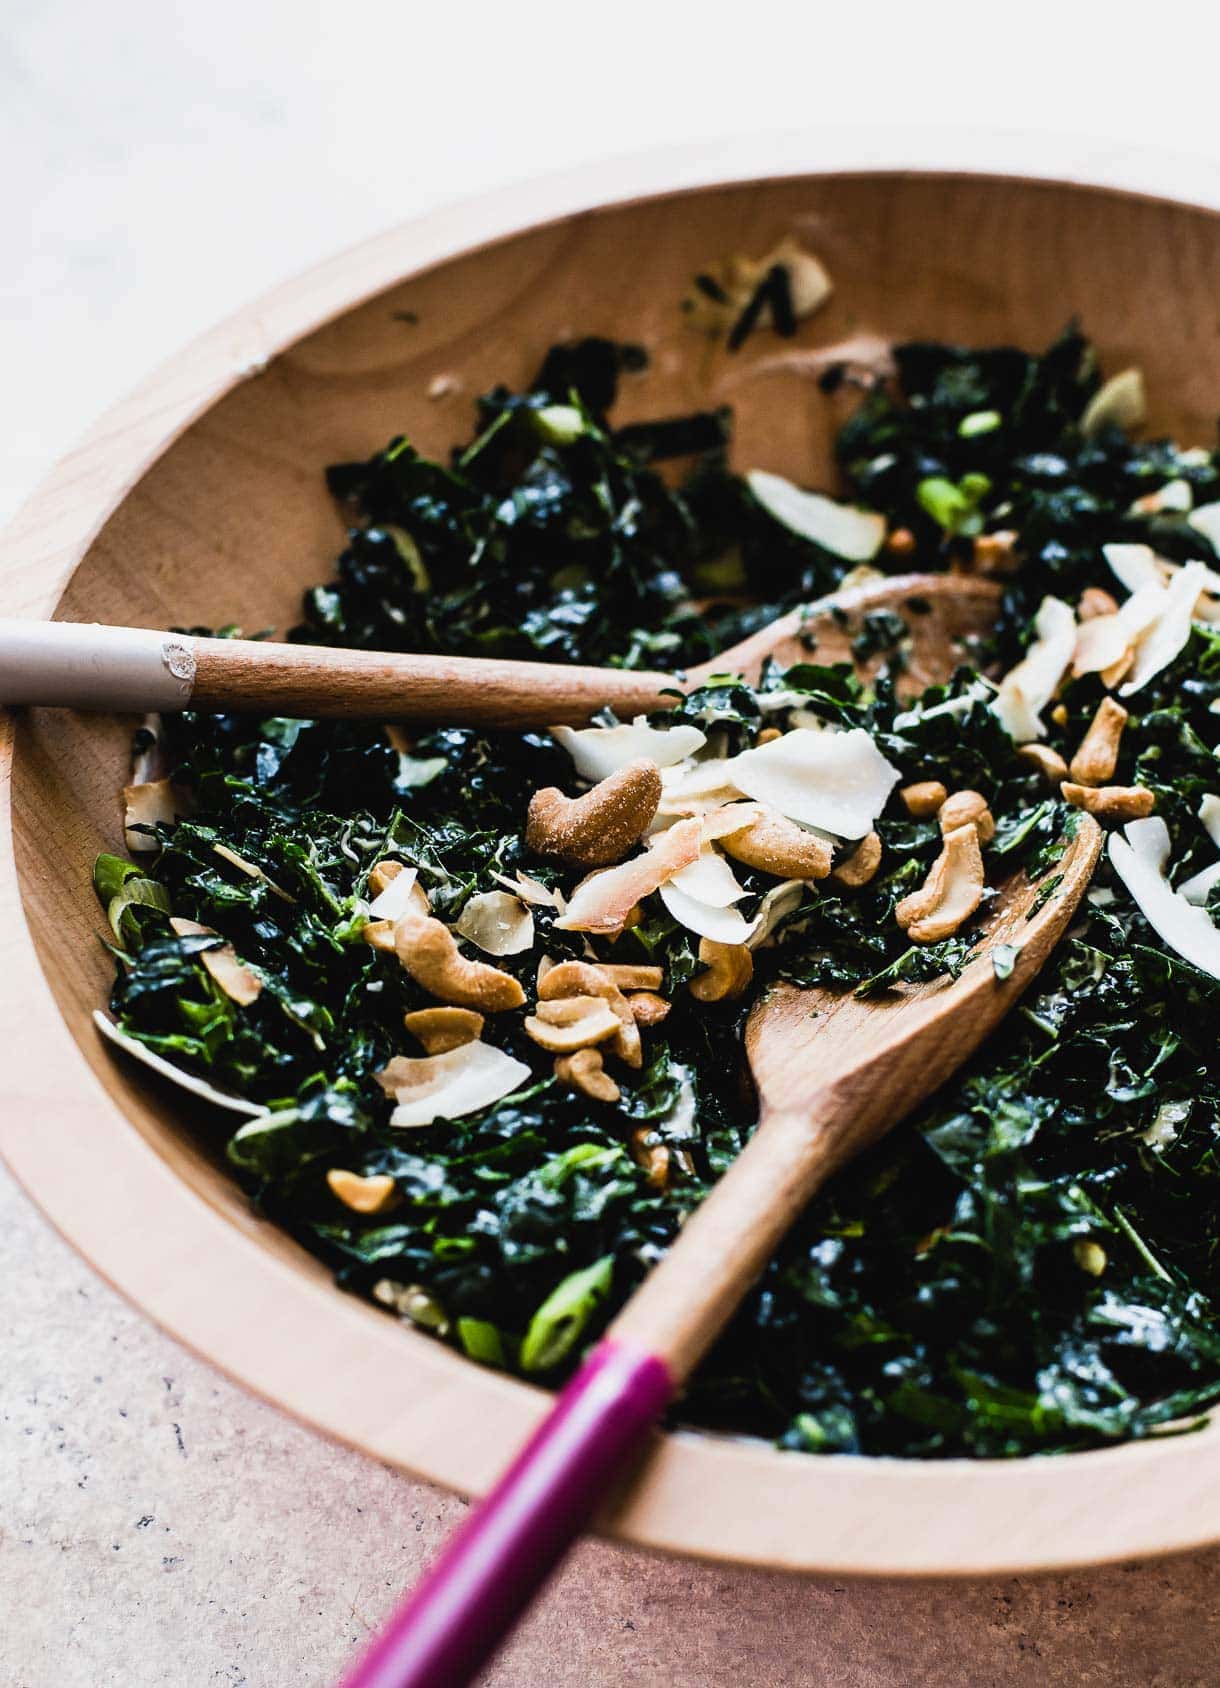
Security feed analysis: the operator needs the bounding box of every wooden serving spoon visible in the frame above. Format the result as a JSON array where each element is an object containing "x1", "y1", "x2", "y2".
[
  {"x1": 0, "y1": 573, "x2": 997, "y2": 725},
  {"x1": 332, "y1": 578, "x2": 1103, "y2": 1688}
]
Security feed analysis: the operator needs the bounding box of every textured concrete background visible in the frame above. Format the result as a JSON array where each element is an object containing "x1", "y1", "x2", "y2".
[{"x1": 4, "y1": 1161, "x2": 1216, "y2": 1687}]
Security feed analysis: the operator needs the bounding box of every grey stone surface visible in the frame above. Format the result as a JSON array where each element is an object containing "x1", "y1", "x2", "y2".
[{"x1": 2, "y1": 1162, "x2": 1216, "y2": 1686}]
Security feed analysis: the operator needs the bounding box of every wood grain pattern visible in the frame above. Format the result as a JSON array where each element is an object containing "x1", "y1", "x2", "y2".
[
  {"x1": 611, "y1": 586, "x2": 1101, "y2": 1381},
  {"x1": 4, "y1": 162, "x2": 1220, "y2": 1577}
]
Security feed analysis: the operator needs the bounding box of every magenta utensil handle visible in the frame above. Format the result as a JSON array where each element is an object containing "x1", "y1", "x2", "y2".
[{"x1": 339, "y1": 1338, "x2": 672, "y2": 1688}]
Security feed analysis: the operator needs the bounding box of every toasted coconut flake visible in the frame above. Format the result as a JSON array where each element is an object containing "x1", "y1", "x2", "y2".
[
  {"x1": 1120, "y1": 562, "x2": 1213, "y2": 694},
  {"x1": 554, "y1": 817, "x2": 702, "y2": 934},
  {"x1": 657, "y1": 758, "x2": 745, "y2": 816},
  {"x1": 213, "y1": 843, "x2": 294, "y2": 903},
  {"x1": 698, "y1": 801, "x2": 764, "y2": 842},
  {"x1": 1109, "y1": 817, "x2": 1220, "y2": 978},
  {"x1": 123, "y1": 778, "x2": 180, "y2": 853},
  {"x1": 726, "y1": 727, "x2": 899, "y2": 840},
  {"x1": 659, "y1": 877, "x2": 759, "y2": 946},
  {"x1": 746, "y1": 878, "x2": 807, "y2": 949},
  {"x1": 454, "y1": 890, "x2": 535, "y2": 956},
  {"x1": 169, "y1": 917, "x2": 262, "y2": 1005},
  {"x1": 93, "y1": 1011, "x2": 267, "y2": 1117},
  {"x1": 376, "y1": 1041, "x2": 531, "y2": 1128},
  {"x1": 552, "y1": 719, "x2": 706, "y2": 782},
  {"x1": 492, "y1": 869, "x2": 563, "y2": 909},
  {"x1": 1188, "y1": 500, "x2": 1220, "y2": 552},
  {"x1": 367, "y1": 861, "x2": 426, "y2": 922},
  {"x1": 1080, "y1": 368, "x2": 1145, "y2": 437},
  {"x1": 990, "y1": 596, "x2": 1076, "y2": 742},
  {"x1": 1072, "y1": 583, "x2": 1164, "y2": 679},
  {"x1": 1130, "y1": 478, "x2": 1193, "y2": 515},
  {"x1": 665, "y1": 848, "x2": 748, "y2": 908},
  {"x1": 746, "y1": 468, "x2": 885, "y2": 562}
]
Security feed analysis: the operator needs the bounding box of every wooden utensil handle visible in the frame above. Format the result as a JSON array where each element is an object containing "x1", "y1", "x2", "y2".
[
  {"x1": 609, "y1": 1105, "x2": 844, "y2": 1383},
  {"x1": 0, "y1": 619, "x2": 680, "y2": 728}
]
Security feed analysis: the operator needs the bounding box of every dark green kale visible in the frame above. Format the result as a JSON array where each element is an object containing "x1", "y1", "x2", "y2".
[{"x1": 93, "y1": 328, "x2": 1220, "y2": 1459}]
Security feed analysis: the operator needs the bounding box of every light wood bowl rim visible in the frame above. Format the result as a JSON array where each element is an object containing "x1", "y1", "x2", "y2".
[{"x1": 4, "y1": 148, "x2": 1220, "y2": 1577}]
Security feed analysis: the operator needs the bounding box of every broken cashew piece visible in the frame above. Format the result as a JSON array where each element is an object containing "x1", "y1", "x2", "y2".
[
  {"x1": 630, "y1": 1126, "x2": 670, "y2": 1190},
  {"x1": 1060, "y1": 782, "x2": 1154, "y2": 821},
  {"x1": 626, "y1": 991, "x2": 671, "y2": 1027},
  {"x1": 393, "y1": 908, "x2": 525, "y2": 1012},
  {"x1": 403, "y1": 1006, "x2": 484, "y2": 1054},
  {"x1": 1078, "y1": 586, "x2": 1120, "y2": 621},
  {"x1": 720, "y1": 807, "x2": 832, "y2": 880},
  {"x1": 553, "y1": 1048, "x2": 620, "y2": 1104},
  {"x1": 525, "y1": 995, "x2": 621, "y2": 1053},
  {"x1": 895, "y1": 823, "x2": 985, "y2": 943},
  {"x1": 972, "y1": 530, "x2": 1019, "y2": 574},
  {"x1": 901, "y1": 780, "x2": 948, "y2": 819},
  {"x1": 526, "y1": 758, "x2": 662, "y2": 867},
  {"x1": 327, "y1": 1169, "x2": 398, "y2": 1215},
  {"x1": 689, "y1": 938, "x2": 754, "y2": 1002},
  {"x1": 938, "y1": 789, "x2": 995, "y2": 844},
  {"x1": 538, "y1": 959, "x2": 642, "y2": 1068},
  {"x1": 1068, "y1": 697, "x2": 1128, "y2": 786},
  {"x1": 593, "y1": 964, "x2": 663, "y2": 991},
  {"x1": 831, "y1": 831, "x2": 883, "y2": 887},
  {"x1": 1017, "y1": 743, "x2": 1069, "y2": 785}
]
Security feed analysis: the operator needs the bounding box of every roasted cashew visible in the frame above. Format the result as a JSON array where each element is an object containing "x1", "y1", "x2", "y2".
[
  {"x1": 627, "y1": 991, "x2": 671, "y2": 1027},
  {"x1": 895, "y1": 823, "x2": 985, "y2": 943},
  {"x1": 689, "y1": 937, "x2": 754, "y2": 1002},
  {"x1": 403, "y1": 1006, "x2": 484, "y2": 1054},
  {"x1": 630, "y1": 1126, "x2": 670, "y2": 1190},
  {"x1": 326, "y1": 1168, "x2": 398, "y2": 1215},
  {"x1": 831, "y1": 831, "x2": 883, "y2": 887},
  {"x1": 526, "y1": 758, "x2": 662, "y2": 866},
  {"x1": 719, "y1": 807, "x2": 832, "y2": 880},
  {"x1": 393, "y1": 908, "x2": 525, "y2": 1011},
  {"x1": 1061, "y1": 782, "x2": 1154, "y2": 821},
  {"x1": 595, "y1": 964, "x2": 663, "y2": 991},
  {"x1": 901, "y1": 780, "x2": 948, "y2": 819},
  {"x1": 525, "y1": 995, "x2": 621, "y2": 1053},
  {"x1": 938, "y1": 789, "x2": 995, "y2": 844},
  {"x1": 971, "y1": 530, "x2": 1019, "y2": 574},
  {"x1": 1017, "y1": 743, "x2": 1069, "y2": 785},
  {"x1": 538, "y1": 959, "x2": 642, "y2": 1068},
  {"x1": 754, "y1": 725, "x2": 783, "y2": 746},
  {"x1": 1068, "y1": 697, "x2": 1128, "y2": 786},
  {"x1": 553, "y1": 1047, "x2": 621, "y2": 1104}
]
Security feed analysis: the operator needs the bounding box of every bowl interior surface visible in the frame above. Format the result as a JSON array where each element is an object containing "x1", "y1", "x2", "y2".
[{"x1": 10, "y1": 170, "x2": 1220, "y2": 1573}]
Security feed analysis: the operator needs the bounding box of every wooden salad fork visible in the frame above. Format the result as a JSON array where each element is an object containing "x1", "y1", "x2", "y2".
[
  {"x1": 316, "y1": 577, "x2": 1102, "y2": 1688},
  {"x1": 0, "y1": 573, "x2": 998, "y2": 724}
]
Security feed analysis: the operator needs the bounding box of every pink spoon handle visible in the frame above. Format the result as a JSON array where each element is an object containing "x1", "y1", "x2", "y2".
[{"x1": 339, "y1": 1339, "x2": 672, "y2": 1688}]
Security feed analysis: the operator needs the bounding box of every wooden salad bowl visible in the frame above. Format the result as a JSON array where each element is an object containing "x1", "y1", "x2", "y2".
[{"x1": 5, "y1": 161, "x2": 1220, "y2": 1576}]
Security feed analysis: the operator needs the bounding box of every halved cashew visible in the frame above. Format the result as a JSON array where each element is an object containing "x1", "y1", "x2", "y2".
[
  {"x1": 894, "y1": 823, "x2": 985, "y2": 943},
  {"x1": 326, "y1": 1168, "x2": 398, "y2": 1215},
  {"x1": 1078, "y1": 586, "x2": 1119, "y2": 621},
  {"x1": 900, "y1": 780, "x2": 948, "y2": 819},
  {"x1": 627, "y1": 991, "x2": 671, "y2": 1027},
  {"x1": 1068, "y1": 697, "x2": 1128, "y2": 786},
  {"x1": 538, "y1": 959, "x2": 642, "y2": 1067},
  {"x1": 630, "y1": 1126, "x2": 670, "y2": 1190},
  {"x1": 594, "y1": 964, "x2": 663, "y2": 991},
  {"x1": 1017, "y1": 743, "x2": 1069, "y2": 785},
  {"x1": 831, "y1": 831, "x2": 882, "y2": 887},
  {"x1": 526, "y1": 759, "x2": 662, "y2": 866},
  {"x1": 403, "y1": 1006, "x2": 484, "y2": 1054},
  {"x1": 553, "y1": 1047, "x2": 620, "y2": 1103},
  {"x1": 938, "y1": 789, "x2": 995, "y2": 844},
  {"x1": 393, "y1": 908, "x2": 525, "y2": 1011},
  {"x1": 170, "y1": 917, "x2": 262, "y2": 1005},
  {"x1": 1061, "y1": 782, "x2": 1154, "y2": 821},
  {"x1": 689, "y1": 938, "x2": 754, "y2": 1002},
  {"x1": 719, "y1": 807, "x2": 832, "y2": 880},
  {"x1": 525, "y1": 995, "x2": 620, "y2": 1053}
]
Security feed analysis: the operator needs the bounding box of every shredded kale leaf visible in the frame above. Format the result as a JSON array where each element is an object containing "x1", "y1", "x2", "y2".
[{"x1": 95, "y1": 327, "x2": 1220, "y2": 1458}]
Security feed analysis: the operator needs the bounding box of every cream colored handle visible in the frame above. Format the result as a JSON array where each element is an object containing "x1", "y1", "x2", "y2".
[{"x1": 0, "y1": 619, "x2": 681, "y2": 728}]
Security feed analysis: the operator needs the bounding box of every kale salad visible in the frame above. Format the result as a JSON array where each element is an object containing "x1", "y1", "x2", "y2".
[{"x1": 94, "y1": 310, "x2": 1220, "y2": 1460}]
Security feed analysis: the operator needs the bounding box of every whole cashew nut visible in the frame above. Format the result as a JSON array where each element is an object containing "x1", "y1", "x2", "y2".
[
  {"x1": 895, "y1": 823, "x2": 985, "y2": 943},
  {"x1": 720, "y1": 807, "x2": 832, "y2": 880},
  {"x1": 526, "y1": 759, "x2": 662, "y2": 866},
  {"x1": 393, "y1": 908, "x2": 525, "y2": 1011},
  {"x1": 689, "y1": 937, "x2": 754, "y2": 1002}
]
